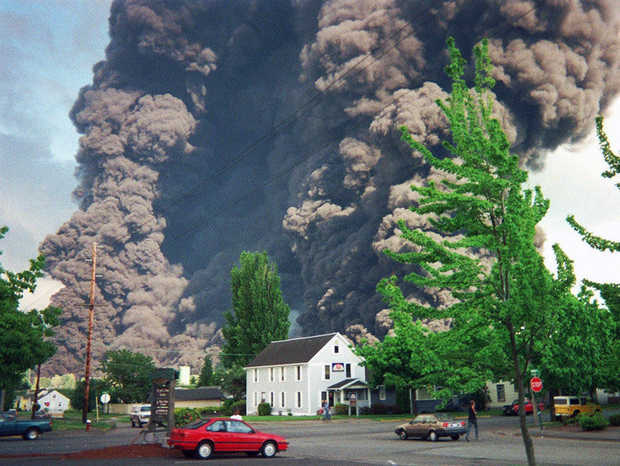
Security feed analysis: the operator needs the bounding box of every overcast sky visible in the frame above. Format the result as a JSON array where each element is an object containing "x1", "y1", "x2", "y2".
[{"x1": 1, "y1": 0, "x2": 618, "y2": 310}]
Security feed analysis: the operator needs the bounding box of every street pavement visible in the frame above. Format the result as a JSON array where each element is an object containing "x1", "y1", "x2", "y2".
[{"x1": 1, "y1": 415, "x2": 619, "y2": 465}]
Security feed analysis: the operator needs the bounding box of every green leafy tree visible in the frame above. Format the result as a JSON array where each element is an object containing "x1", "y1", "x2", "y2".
[
  {"x1": 198, "y1": 355, "x2": 214, "y2": 386},
  {"x1": 100, "y1": 349, "x2": 155, "y2": 403},
  {"x1": 380, "y1": 38, "x2": 573, "y2": 465},
  {"x1": 0, "y1": 226, "x2": 61, "y2": 410},
  {"x1": 71, "y1": 378, "x2": 110, "y2": 413},
  {"x1": 221, "y1": 251, "x2": 290, "y2": 368},
  {"x1": 357, "y1": 309, "x2": 505, "y2": 414},
  {"x1": 566, "y1": 116, "x2": 620, "y2": 392}
]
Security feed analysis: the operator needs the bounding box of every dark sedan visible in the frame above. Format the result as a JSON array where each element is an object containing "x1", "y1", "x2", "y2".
[{"x1": 395, "y1": 414, "x2": 466, "y2": 441}]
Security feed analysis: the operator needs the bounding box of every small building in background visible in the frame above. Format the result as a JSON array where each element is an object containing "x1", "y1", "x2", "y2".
[
  {"x1": 174, "y1": 387, "x2": 225, "y2": 408},
  {"x1": 178, "y1": 366, "x2": 191, "y2": 386},
  {"x1": 28, "y1": 389, "x2": 70, "y2": 417}
]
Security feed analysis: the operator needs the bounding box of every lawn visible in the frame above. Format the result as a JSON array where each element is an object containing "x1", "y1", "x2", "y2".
[{"x1": 51, "y1": 409, "x2": 124, "y2": 431}]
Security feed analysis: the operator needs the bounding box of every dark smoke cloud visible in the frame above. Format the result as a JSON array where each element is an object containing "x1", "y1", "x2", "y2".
[{"x1": 41, "y1": 0, "x2": 618, "y2": 374}]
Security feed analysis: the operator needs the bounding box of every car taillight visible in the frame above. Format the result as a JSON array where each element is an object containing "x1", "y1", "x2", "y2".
[
  {"x1": 442, "y1": 422, "x2": 450, "y2": 427},
  {"x1": 461, "y1": 421, "x2": 465, "y2": 426}
]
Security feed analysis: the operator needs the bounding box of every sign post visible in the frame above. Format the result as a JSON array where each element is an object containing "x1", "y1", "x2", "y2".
[
  {"x1": 100, "y1": 393, "x2": 110, "y2": 416},
  {"x1": 530, "y1": 377, "x2": 544, "y2": 436}
]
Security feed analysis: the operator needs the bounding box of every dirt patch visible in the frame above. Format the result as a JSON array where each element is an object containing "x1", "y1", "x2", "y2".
[{"x1": 61, "y1": 444, "x2": 183, "y2": 460}]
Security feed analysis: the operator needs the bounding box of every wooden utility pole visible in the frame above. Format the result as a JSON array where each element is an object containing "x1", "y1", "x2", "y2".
[{"x1": 82, "y1": 242, "x2": 97, "y2": 424}]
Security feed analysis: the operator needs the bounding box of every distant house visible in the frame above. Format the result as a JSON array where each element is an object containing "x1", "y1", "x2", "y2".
[
  {"x1": 486, "y1": 380, "x2": 519, "y2": 408},
  {"x1": 29, "y1": 389, "x2": 70, "y2": 416},
  {"x1": 174, "y1": 387, "x2": 225, "y2": 408},
  {"x1": 245, "y1": 333, "x2": 374, "y2": 415}
]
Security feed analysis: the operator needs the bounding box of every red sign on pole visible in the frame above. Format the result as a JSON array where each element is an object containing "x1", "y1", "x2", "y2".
[{"x1": 530, "y1": 377, "x2": 543, "y2": 393}]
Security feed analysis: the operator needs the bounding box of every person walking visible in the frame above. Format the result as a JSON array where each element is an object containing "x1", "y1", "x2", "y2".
[
  {"x1": 322, "y1": 400, "x2": 331, "y2": 421},
  {"x1": 465, "y1": 399, "x2": 478, "y2": 441}
]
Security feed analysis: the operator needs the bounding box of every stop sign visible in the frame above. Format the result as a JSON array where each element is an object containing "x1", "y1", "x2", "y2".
[{"x1": 530, "y1": 377, "x2": 543, "y2": 392}]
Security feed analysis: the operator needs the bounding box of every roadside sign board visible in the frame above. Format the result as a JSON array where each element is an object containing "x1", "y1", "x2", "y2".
[
  {"x1": 100, "y1": 393, "x2": 111, "y2": 404},
  {"x1": 530, "y1": 377, "x2": 543, "y2": 393}
]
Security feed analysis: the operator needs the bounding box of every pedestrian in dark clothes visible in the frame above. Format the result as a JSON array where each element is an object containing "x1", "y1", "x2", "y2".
[{"x1": 466, "y1": 399, "x2": 478, "y2": 441}]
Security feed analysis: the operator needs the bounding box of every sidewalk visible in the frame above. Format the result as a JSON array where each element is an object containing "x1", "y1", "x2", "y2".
[
  {"x1": 501, "y1": 425, "x2": 620, "y2": 442},
  {"x1": 540, "y1": 425, "x2": 620, "y2": 441}
]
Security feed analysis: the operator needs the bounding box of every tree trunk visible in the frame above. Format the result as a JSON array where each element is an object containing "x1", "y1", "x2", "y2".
[
  {"x1": 0, "y1": 388, "x2": 5, "y2": 412},
  {"x1": 509, "y1": 325, "x2": 536, "y2": 466},
  {"x1": 31, "y1": 364, "x2": 41, "y2": 419}
]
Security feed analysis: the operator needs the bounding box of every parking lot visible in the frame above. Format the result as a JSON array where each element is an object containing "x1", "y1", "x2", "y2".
[{"x1": 1, "y1": 415, "x2": 619, "y2": 465}]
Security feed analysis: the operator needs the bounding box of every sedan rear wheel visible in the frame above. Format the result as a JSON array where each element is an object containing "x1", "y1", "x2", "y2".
[
  {"x1": 398, "y1": 430, "x2": 408, "y2": 440},
  {"x1": 262, "y1": 441, "x2": 277, "y2": 458},
  {"x1": 195, "y1": 441, "x2": 213, "y2": 459},
  {"x1": 428, "y1": 430, "x2": 437, "y2": 442},
  {"x1": 451, "y1": 435, "x2": 459, "y2": 440}
]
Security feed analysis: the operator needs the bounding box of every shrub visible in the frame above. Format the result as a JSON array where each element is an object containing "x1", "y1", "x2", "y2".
[
  {"x1": 175, "y1": 408, "x2": 201, "y2": 426},
  {"x1": 258, "y1": 402, "x2": 272, "y2": 416},
  {"x1": 608, "y1": 414, "x2": 620, "y2": 426},
  {"x1": 197, "y1": 406, "x2": 220, "y2": 417},
  {"x1": 334, "y1": 403, "x2": 348, "y2": 415},
  {"x1": 578, "y1": 412, "x2": 609, "y2": 431}
]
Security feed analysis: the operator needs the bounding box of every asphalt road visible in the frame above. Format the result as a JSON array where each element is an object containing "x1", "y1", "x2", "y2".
[{"x1": 1, "y1": 414, "x2": 619, "y2": 465}]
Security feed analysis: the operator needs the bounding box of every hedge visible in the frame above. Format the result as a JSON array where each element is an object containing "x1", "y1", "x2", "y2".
[
  {"x1": 609, "y1": 414, "x2": 620, "y2": 426},
  {"x1": 174, "y1": 406, "x2": 221, "y2": 426},
  {"x1": 578, "y1": 412, "x2": 609, "y2": 431}
]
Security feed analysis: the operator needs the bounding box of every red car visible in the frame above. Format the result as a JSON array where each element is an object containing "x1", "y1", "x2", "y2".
[
  {"x1": 168, "y1": 417, "x2": 288, "y2": 459},
  {"x1": 503, "y1": 399, "x2": 545, "y2": 415}
]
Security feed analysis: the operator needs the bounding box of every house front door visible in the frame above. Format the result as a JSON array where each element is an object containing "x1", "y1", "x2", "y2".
[{"x1": 328, "y1": 391, "x2": 334, "y2": 407}]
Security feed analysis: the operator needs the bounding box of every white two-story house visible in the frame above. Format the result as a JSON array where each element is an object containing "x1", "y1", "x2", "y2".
[{"x1": 244, "y1": 333, "x2": 371, "y2": 415}]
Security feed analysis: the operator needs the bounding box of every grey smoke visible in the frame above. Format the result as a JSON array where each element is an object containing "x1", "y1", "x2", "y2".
[{"x1": 40, "y1": 0, "x2": 619, "y2": 374}]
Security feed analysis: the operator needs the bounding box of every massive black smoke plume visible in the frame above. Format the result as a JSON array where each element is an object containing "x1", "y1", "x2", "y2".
[{"x1": 41, "y1": 0, "x2": 619, "y2": 374}]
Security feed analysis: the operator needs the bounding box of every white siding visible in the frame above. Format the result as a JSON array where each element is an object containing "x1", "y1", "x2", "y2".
[{"x1": 245, "y1": 333, "x2": 367, "y2": 416}]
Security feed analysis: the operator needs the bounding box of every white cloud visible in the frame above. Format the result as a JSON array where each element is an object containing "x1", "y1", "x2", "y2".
[{"x1": 527, "y1": 98, "x2": 620, "y2": 286}]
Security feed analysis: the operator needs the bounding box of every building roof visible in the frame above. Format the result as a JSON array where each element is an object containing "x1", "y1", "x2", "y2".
[
  {"x1": 327, "y1": 378, "x2": 368, "y2": 390},
  {"x1": 174, "y1": 387, "x2": 224, "y2": 401},
  {"x1": 245, "y1": 333, "x2": 338, "y2": 368}
]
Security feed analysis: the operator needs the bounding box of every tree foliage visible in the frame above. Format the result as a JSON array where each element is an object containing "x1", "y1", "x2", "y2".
[
  {"x1": 378, "y1": 38, "x2": 574, "y2": 465},
  {"x1": 71, "y1": 378, "x2": 110, "y2": 413},
  {"x1": 565, "y1": 115, "x2": 620, "y2": 392},
  {"x1": 198, "y1": 355, "x2": 214, "y2": 387},
  {"x1": 221, "y1": 251, "x2": 290, "y2": 369},
  {"x1": 100, "y1": 349, "x2": 155, "y2": 403},
  {"x1": 0, "y1": 226, "x2": 61, "y2": 407}
]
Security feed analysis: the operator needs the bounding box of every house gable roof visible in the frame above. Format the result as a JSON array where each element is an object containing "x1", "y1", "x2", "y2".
[
  {"x1": 327, "y1": 378, "x2": 368, "y2": 390},
  {"x1": 174, "y1": 387, "x2": 224, "y2": 401},
  {"x1": 246, "y1": 333, "x2": 338, "y2": 368}
]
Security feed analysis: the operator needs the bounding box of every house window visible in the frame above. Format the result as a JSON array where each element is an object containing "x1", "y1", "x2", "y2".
[
  {"x1": 379, "y1": 385, "x2": 386, "y2": 401},
  {"x1": 496, "y1": 384, "x2": 506, "y2": 402},
  {"x1": 324, "y1": 364, "x2": 331, "y2": 380},
  {"x1": 296, "y1": 365, "x2": 302, "y2": 381},
  {"x1": 270, "y1": 392, "x2": 275, "y2": 407},
  {"x1": 345, "y1": 363, "x2": 351, "y2": 378},
  {"x1": 321, "y1": 391, "x2": 327, "y2": 404},
  {"x1": 253, "y1": 392, "x2": 258, "y2": 407},
  {"x1": 270, "y1": 367, "x2": 274, "y2": 382},
  {"x1": 253, "y1": 368, "x2": 258, "y2": 383},
  {"x1": 296, "y1": 391, "x2": 302, "y2": 408},
  {"x1": 280, "y1": 367, "x2": 285, "y2": 382},
  {"x1": 334, "y1": 345, "x2": 339, "y2": 354},
  {"x1": 280, "y1": 392, "x2": 286, "y2": 408}
]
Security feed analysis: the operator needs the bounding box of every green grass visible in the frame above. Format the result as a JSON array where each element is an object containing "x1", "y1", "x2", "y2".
[{"x1": 50, "y1": 409, "x2": 123, "y2": 431}]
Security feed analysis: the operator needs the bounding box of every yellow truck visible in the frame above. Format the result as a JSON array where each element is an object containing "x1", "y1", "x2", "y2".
[{"x1": 553, "y1": 396, "x2": 601, "y2": 419}]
